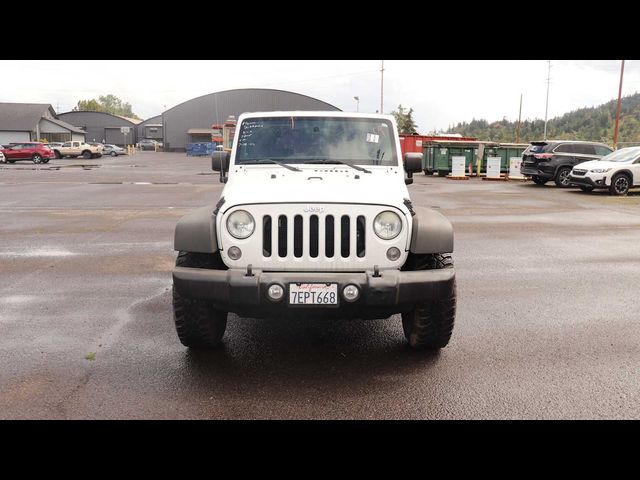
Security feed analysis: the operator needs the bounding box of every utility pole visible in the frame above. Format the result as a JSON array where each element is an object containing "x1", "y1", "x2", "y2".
[
  {"x1": 516, "y1": 94, "x2": 523, "y2": 143},
  {"x1": 380, "y1": 60, "x2": 384, "y2": 114},
  {"x1": 613, "y1": 60, "x2": 625, "y2": 150},
  {"x1": 544, "y1": 60, "x2": 551, "y2": 140}
]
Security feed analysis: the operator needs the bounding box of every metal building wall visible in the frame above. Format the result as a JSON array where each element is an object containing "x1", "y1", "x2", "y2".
[
  {"x1": 56, "y1": 111, "x2": 138, "y2": 146},
  {"x1": 162, "y1": 89, "x2": 340, "y2": 151},
  {"x1": 137, "y1": 115, "x2": 162, "y2": 140}
]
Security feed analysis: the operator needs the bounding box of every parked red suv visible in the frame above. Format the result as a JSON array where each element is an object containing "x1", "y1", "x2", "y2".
[{"x1": 1, "y1": 142, "x2": 55, "y2": 164}]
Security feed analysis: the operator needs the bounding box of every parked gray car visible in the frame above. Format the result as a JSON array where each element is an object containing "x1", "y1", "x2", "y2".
[
  {"x1": 103, "y1": 144, "x2": 127, "y2": 156},
  {"x1": 137, "y1": 139, "x2": 161, "y2": 151}
]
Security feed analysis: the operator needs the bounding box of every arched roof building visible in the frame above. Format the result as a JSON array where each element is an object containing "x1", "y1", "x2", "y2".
[{"x1": 162, "y1": 88, "x2": 340, "y2": 151}]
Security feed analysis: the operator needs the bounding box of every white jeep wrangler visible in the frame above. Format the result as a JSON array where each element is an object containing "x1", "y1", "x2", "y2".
[{"x1": 172, "y1": 112, "x2": 456, "y2": 349}]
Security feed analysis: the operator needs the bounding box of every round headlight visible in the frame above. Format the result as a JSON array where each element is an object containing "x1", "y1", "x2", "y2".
[
  {"x1": 373, "y1": 211, "x2": 402, "y2": 240},
  {"x1": 226, "y1": 210, "x2": 255, "y2": 239}
]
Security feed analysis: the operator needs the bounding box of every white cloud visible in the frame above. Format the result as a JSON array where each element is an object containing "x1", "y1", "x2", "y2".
[{"x1": 1, "y1": 60, "x2": 637, "y2": 132}]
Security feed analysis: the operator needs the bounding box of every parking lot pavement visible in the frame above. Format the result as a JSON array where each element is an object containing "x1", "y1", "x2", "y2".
[{"x1": 0, "y1": 151, "x2": 639, "y2": 419}]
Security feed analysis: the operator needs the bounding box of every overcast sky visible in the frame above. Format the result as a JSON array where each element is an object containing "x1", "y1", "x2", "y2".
[{"x1": 1, "y1": 60, "x2": 638, "y2": 131}]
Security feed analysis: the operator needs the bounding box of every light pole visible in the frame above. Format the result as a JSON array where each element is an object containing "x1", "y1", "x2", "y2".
[
  {"x1": 353, "y1": 96, "x2": 359, "y2": 112},
  {"x1": 380, "y1": 60, "x2": 384, "y2": 114},
  {"x1": 613, "y1": 60, "x2": 625, "y2": 150},
  {"x1": 544, "y1": 60, "x2": 551, "y2": 140}
]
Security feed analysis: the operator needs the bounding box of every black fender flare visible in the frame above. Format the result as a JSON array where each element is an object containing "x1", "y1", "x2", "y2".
[
  {"x1": 409, "y1": 206, "x2": 454, "y2": 254},
  {"x1": 174, "y1": 205, "x2": 218, "y2": 253},
  {"x1": 610, "y1": 169, "x2": 633, "y2": 184}
]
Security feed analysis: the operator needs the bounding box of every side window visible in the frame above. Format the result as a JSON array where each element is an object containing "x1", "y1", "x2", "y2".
[
  {"x1": 62, "y1": 142, "x2": 71, "y2": 147},
  {"x1": 595, "y1": 146, "x2": 613, "y2": 156},
  {"x1": 554, "y1": 144, "x2": 574, "y2": 154},
  {"x1": 575, "y1": 144, "x2": 596, "y2": 155},
  {"x1": 73, "y1": 142, "x2": 79, "y2": 147}
]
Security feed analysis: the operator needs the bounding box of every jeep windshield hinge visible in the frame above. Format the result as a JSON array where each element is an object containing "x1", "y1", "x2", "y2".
[
  {"x1": 403, "y1": 198, "x2": 416, "y2": 216},
  {"x1": 213, "y1": 196, "x2": 225, "y2": 215}
]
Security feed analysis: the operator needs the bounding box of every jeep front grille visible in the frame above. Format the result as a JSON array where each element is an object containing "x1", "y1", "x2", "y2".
[
  {"x1": 262, "y1": 214, "x2": 366, "y2": 259},
  {"x1": 221, "y1": 204, "x2": 408, "y2": 272}
]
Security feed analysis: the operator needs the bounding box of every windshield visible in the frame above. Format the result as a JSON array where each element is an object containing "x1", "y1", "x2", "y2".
[
  {"x1": 235, "y1": 116, "x2": 398, "y2": 166},
  {"x1": 601, "y1": 146, "x2": 640, "y2": 163}
]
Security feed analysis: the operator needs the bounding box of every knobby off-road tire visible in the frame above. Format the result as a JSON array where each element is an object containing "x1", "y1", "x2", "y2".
[
  {"x1": 173, "y1": 251, "x2": 228, "y2": 348},
  {"x1": 401, "y1": 253, "x2": 456, "y2": 350}
]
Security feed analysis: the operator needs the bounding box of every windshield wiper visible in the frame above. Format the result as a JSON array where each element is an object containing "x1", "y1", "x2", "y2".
[
  {"x1": 240, "y1": 159, "x2": 301, "y2": 172},
  {"x1": 302, "y1": 159, "x2": 371, "y2": 173}
]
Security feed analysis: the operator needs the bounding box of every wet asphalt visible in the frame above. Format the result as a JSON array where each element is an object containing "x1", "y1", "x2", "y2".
[{"x1": 0, "y1": 152, "x2": 638, "y2": 419}]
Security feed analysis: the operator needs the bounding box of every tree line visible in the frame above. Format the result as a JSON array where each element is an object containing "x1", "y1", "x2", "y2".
[
  {"x1": 73, "y1": 94, "x2": 141, "y2": 120},
  {"x1": 449, "y1": 93, "x2": 640, "y2": 144},
  {"x1": 392, "y1": 93, "x2": 640, "y2": 145}
]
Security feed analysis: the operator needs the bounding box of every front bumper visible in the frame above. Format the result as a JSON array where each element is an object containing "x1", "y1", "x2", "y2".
[
  {"x1": 173, "y1": 267, "x2": 456, "y2": 319},
  {"x1": 568, "y1": 174, "x2": 607, "y2": 188}
]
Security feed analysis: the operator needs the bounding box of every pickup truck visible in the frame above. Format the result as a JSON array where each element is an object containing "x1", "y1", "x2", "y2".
[{"x1": 53, "y1": 141, "x2": 103, "y2": 159}]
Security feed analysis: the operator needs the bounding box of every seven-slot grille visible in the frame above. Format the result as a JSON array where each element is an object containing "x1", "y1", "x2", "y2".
[
  {"x1": 572, "y1": 169, "x2": 587, "y2": 176},
  {"x1": 262, "y1": 214, "x2": 366, "y2": 259},
  {"x1": 220, "y1": 204, "x2": 408, "y2": 272}
]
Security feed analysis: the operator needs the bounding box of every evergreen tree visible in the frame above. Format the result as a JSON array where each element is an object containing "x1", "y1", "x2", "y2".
[{"x1": 391, "y1": 104, "x2": 419, "y2": 134}]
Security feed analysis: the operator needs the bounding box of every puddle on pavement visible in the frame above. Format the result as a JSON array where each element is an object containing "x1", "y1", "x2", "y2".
[{"x1": 0, "y1": 247, "x2": 77, "y2": 257}]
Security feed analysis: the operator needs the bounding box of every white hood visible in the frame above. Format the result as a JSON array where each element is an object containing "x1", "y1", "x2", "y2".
[
  {"x1": 219, "y1": 165, "x2": 409, "y2": 211},
  {"x1": 575, "y1": 160, "x2": 629, "y2": 170}
]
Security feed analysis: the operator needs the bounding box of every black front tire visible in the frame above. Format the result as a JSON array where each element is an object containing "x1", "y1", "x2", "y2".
[
  {"x1": 609, "y1": 173, "x2": 631, "y2": 196},
  {"x1": 554, "y1": 167, "x2": 572, "y2": 188},
  {"x1": 532, "y1": 176, "x2": 548, "y2": 185},
  {"x1": 82, "y1": 150, "x2": 92, "y2": 159},
  {"x1": 32, "y1": 154, "x2": 42, "y2": 164},
  {"x1": 111, "y1": 151, "x2": 117, "y2": 157},
  {"x1": 401, "y1": 253, "x2": 457, "y2": 350},
  {"x1": 172, "y1": 251, "x2": 228, "y2": 348}
]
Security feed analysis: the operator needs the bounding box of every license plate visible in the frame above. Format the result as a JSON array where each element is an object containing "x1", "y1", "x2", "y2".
[{"x1": 289, "y1": 283, "x2": 338, "y2": 305}]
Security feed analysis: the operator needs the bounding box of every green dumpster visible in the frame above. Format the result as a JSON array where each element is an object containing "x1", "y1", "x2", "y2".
[
  {"x1": 423, "y1": 142, "x2": 477, "y2": 176},
  {"x1": 481, "y1": 143, "x2": 528, "y2": 173}
]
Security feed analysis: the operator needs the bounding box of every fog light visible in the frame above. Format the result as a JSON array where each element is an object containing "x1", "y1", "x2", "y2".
[
  {"x1": 228, "y1": 246, "x2": 242, "y2": 260},
  {"x1": 267, "y1": 284, "x2": 284, "y2": 301},
  {"x1": 386, "y1": 247, "x2": 401, "y2": 261},
  {"x1": 343, "y1": 284, "x2": 359, "y2": 302}
]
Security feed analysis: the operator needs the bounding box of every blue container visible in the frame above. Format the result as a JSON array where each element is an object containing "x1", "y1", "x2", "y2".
[{"x1": 187, "y1": 142, "x2": 220, "y2": 156}]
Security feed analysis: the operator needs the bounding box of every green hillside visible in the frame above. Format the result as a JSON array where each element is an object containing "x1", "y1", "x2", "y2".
[{"x1": 449, "y1": 92, "x2": 640, "y2": 145}]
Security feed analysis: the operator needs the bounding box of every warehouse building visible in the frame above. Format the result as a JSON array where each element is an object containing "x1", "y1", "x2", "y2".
[
  {"x1": 137, "y1": 115, "x2": 163, "y2": 142},
  {"x1": 0, "y1": 102, "x2": 86, "y2": 144},
  {"x1": 162, "y1": 88, "x2": 340, "y2": 151},
  {"x1": 56, "y1": 111, "x2": 140, "y2": 146}
]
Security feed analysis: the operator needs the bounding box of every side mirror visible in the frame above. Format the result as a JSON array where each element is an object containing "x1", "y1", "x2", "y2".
[
  {"x1": 211, "y1": 151, "x2": 230, "y2": 172},
  {"x1": 212, "y1": 150, "x2": 230, "y2": 184},
  {"x1": 404, "y1": 152, "x2": 423, "y2": 173}
]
